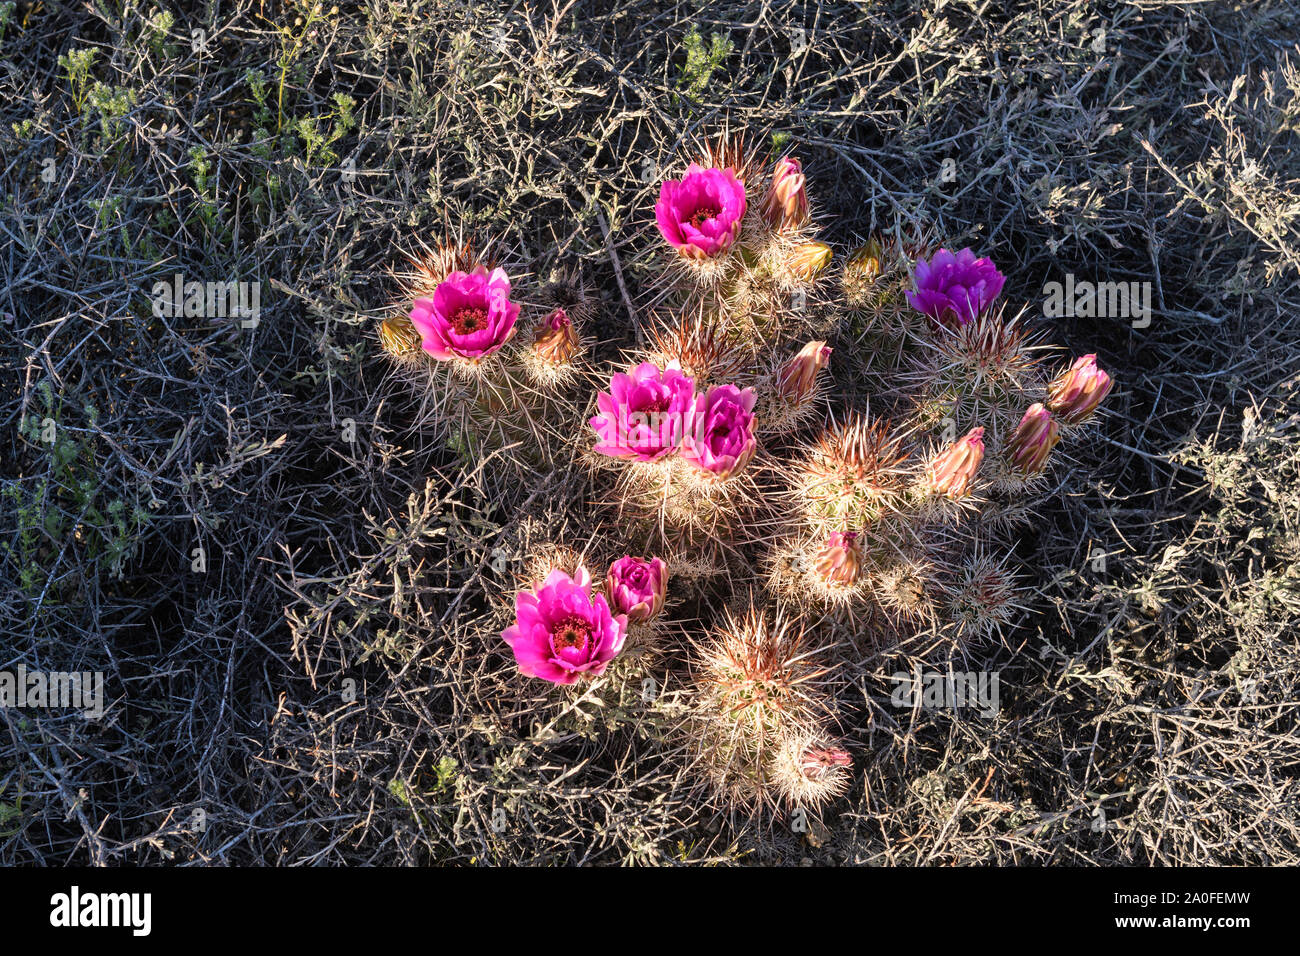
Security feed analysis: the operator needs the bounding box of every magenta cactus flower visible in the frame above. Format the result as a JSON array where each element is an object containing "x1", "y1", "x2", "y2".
[
  {"x1": 590, "y1": 361, "x2": 696, "y2": 461},
  {"x1": 801, "y1": 746, "x2": 852, "y2": 780},
  {"x1": 681, "y1": 383, "x2": 758, "y2": 479},
  {"x1": 410, "y1": 266, "x2": 520, "y2": 361},
  {"x1": 501, "y1": 567, "x2": 627, "y2": 685},
  {"x1": 906, "y1": 248, "x2": 1006, "y2": 329},
  {"x1": 606, "y1": 556, "x2": 668, "y2": 624},
  {"x1": 1005, "y1": 404, "x2": 1061, "y2": 476},
  {"x1": 1047, "y1": 354, "x2": 1113, "y2": 424},
  {"x1": 655, "y1": 164, "x2": 747, "y2": 260}
]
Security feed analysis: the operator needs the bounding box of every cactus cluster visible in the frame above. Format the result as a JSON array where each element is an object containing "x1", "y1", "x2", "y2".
[
  {"x1": 379, "y1": 238, "x2": 595, "y2": 468},
  {"x1": 379, "y1": 136, "x2": 1114, "y2": 821}
]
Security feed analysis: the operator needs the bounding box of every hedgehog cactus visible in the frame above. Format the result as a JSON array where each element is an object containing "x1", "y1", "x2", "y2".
[
  {"x1": 377, "y1": 133, "x2": 1116, "y2": 825},
  {"x1": 410, "y1": 266, "x2": 520, "y2": 364},
  {"x1": 763, "y1": 340, "x2": 832, "y2": 435},
  {"x1": 375, "y1": 240, "x2": 595, "y2": 470},
  {"x1": 690, "y1": 604, "x2": 837, "y2": 814},
  {"x1": 770, "y1": 736, "x2": 853, "y2": 811}
]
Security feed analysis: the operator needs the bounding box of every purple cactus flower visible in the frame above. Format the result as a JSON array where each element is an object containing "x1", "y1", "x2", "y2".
[
  {"x1": 681, "y1": 383, "x2": 758, "y2": 480},
  {"x1": 606, "y1": 556, "x2": 668, "y2": 624},
  {"x1": 906, "y1": 248, "x2": 1006, "y2": 329}
]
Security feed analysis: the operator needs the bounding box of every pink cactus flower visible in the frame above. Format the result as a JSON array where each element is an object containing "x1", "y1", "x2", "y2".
[
  {"x1": 590, "y1": 361, "x2": 697, "y2": 461},
  {"x1": 655, "y1": 164, "x2": 747, "y2": 260},
  {"x1": 906, "y1": 248, "x2": 1006, "y2": 329},
  {"x1": 681, "y1": 383, "x2": 758, "y2": 479},
  {"x1": 501, "y1": 567, "x2": 627, "y2": 685},
  {"x1": 410, "y1": 266, "x2": 520, "y2": 361},
  {"x1": 1047, "y1": 354, "x2": 1113, "y2": 424},
  {"x1": 1005, "y1": 404, "x2": 1060, "y2": 476},
  {"x1": 606, "y1": 555, "x2": 668, "y2": 624},
  {"x1": 762, "y1": 156, "x2": 809, "y2": 231},
  {"x1": 929, "y1": 426, "x2": 985, "y2": 498},
  {"x1": 777, "y1": 340, "x2": 832, "y2": 403}
]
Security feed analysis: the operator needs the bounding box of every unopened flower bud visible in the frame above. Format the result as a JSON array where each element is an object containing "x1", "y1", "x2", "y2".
[
  {"x1": 606, "y1": 555, "x2": 668, "y2": 624},
  {"x1": 845, "y1": 238, "x2": 883, "y2": 284},
  {"x1": 379, "y1": 313, "x2": 422, "y2": 356},
  {"x1": 814, "y1": 532, "x2": 861, "y2": 588},
  {"x1": 788, "y1": 241, "x2": 832, "y2": 281},
  {"x1": 777, "y1": 340, "x2": 831, "y2": 403},
  {"x1": 1046, "y1": 354, "x2": 1113, "y2": 424},
  {"x1": 801, "y1": 746, "x2": 852, "y2": 780},
  {"x1": 533, "y1": 308, "x2": 578, "y2": 365},
  {"x1": 928, "y1": 426, "x2": 985, "y2": 498},
  {"x1": 762, "y1": 157, "x2": 809, "y2": 231},
  {"x1": 1005, "y1": 404, "x2": 1060, "y2": 476}
]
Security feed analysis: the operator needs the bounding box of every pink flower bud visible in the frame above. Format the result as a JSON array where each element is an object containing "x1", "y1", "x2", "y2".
[
  {"x1": 1005, "y1": 404, "x2": 1060, "y2": 476},
  {"x1": 777, "y1": 341, "x2": 832, "y2": 403},
  {"x1": 814, "y1": 532, "x2": 861, "y2": 588},
  {"x1": 605, "y1": 556, "x2": 668, "y2": 624},
  {"x1": 762, "y1": 157, "x2": 809, "y2": 231},
  {"x1": 928, "y1": 426, "x2": 985, "y2": 498},
  {"x1": 801, "y1": 746, "x2": 852, "y2": 780},
  {"x1": 533, "y1": 308, "x2": 578, "y2": 365},
  {"x1": 1047, "y1": 354, "x2": 1113, "y2": 424}
]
